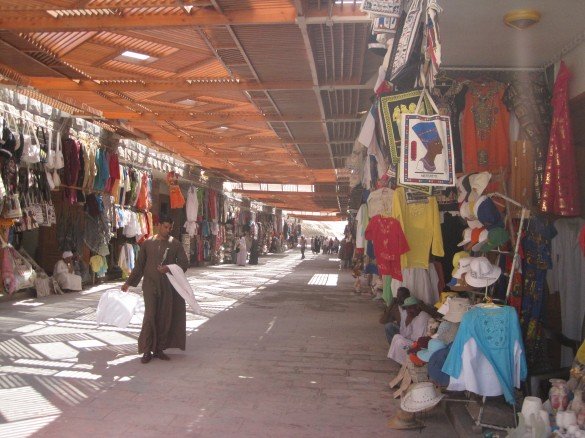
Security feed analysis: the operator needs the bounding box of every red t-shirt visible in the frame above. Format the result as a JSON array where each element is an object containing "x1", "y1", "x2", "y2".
[{"x1": 365, "y1": 215, "x2": 409, "y2": 280}]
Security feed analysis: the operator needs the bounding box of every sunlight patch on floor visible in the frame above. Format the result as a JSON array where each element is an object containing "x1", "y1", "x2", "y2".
[{"x1": 308, "y1": 274, "x2": 339, "y2": 286}]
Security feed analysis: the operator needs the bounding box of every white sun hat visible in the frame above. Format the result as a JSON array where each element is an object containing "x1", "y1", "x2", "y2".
[
  {"x1": 400, "y1": 382, "x2": 445, "y2": 413},
  {"x1": 466, "y1": 256, "x2": 502, "y2": 288}
]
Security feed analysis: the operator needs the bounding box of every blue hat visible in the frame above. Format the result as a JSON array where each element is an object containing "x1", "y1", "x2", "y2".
[
  {"x1": 412, "y1": 122, "x2": 442, "y2": 148},
  {"x1": 474, "y1": 196, "x2": 503, "y2": 230},
  {"x1": 416, "y1": 338, "x2": 447, "y2": 363}
]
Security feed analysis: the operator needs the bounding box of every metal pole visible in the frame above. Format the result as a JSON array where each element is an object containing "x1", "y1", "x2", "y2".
[{"x1": 505, "y1": 207, "x2": 527, "y2": 301}]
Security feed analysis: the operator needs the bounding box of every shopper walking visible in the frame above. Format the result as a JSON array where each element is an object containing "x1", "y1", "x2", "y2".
[
  {"x1": 300, "y1": 235, "x2": 306, "y2": 259},
  {"x1": 121, "y1": 216, "x2": 189, "y2": 364},
  {"x1": 236, "y1": 234, "x2": 247, "y2": 266}
]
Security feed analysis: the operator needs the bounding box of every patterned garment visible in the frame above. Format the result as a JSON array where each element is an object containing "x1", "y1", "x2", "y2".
[
  {"x1": 364, "y1": 214, "x2": 409, "y2": 280},
  {"x1": 521, "y1": 215, "x2": 556, "y2": 373},
  {"x1": 462, "y1": 81, "x2": 510, "y2": 173},
  {"x1": 540, "y1": 62, "x2": 581, "y2": 216},
  {"x1": 504, "y1": 72, "x2": 551, "y2": 205}
]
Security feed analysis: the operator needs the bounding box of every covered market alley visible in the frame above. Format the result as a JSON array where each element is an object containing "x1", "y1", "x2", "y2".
[{"x1": 0, "y1": 1, "x2": 584, "y2": 437}]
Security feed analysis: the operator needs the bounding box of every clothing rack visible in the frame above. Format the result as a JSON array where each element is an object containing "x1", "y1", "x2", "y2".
[{"x1": 118, "y1": 160, "x2": 154, "y2": 174}]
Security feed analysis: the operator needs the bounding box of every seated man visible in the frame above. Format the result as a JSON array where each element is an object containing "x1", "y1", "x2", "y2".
[
  {"x1": 380, "y1": 287, "x2": 411, "y2": 344},
  {"x1": 53, "y1": 251, "x2": 83, "y2": 292},
  {"x1": 387, "y1": 297, "x2": 431, "y2": 364}
]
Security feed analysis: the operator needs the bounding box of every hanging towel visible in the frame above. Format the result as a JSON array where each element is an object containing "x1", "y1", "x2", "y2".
[{"x1": 165, "y1": 264, "x2": 201, "y2": 313}]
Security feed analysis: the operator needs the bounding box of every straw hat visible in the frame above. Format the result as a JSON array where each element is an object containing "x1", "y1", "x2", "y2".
[
  {"x1": 387, "y1": 409, "x2": 424, "y2": 430},
  {"x1": 400, "y1": 382, "x2": 445, "y2": 413}
]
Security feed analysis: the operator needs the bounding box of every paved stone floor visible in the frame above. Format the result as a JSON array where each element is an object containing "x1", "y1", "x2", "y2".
[{"x1": 0, "y1": 250, "x2": 458, "y2": 437}]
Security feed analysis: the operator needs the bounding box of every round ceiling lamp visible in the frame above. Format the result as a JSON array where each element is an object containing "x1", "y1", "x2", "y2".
[{"x1": 504, "y1": 9, "x2": 541, "y2": 30}]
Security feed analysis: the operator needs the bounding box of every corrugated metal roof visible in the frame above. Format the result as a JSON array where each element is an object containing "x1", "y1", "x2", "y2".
[
  {"x1": 232, "y1": 25, "x2": 314, "y2": 82},
  {"x1": 267, "y1": 90, "x2": 321, "y2": 117}
]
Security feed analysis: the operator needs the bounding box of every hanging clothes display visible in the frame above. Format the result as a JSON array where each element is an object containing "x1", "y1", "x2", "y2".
[
  {"x1": 62, "y1": 137, "x2": 81, "y2": 204},
  {"x1": 442, "y1": 305, "x2": 527, "y2": 405},
  {"x1": 461, "y1": 80, "x2": 510, "y2": 173},
  {"x1": 364, "y1": 214, "x2": 409, "y2": 281},
  {"x1": 504, "y1": 72, "x2": 551, "y2": 205},
  {"x1": 540, "y1": 62, "x2": 581, "y2": 216},
  {"x1": 521, "y1": 215, "x2": 555, "y2": 373},
  {"x1": 391, "y1": 187, "x2": 444, "y2": 269},
  {"x1": 547, "y1": 217, "x2": 585, "y2": 366}
]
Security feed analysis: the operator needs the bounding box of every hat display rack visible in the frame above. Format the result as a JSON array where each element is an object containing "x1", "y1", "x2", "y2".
[
  {"x1": 454, "y1": 169, "x2": 530, "y2": 306},
  {"x1": 486, "y1": 191, "x2": 530, "y2": 302}
]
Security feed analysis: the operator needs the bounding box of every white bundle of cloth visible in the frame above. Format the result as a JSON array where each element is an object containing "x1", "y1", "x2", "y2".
[
  {"x1": 165, "y1": 264, "x2": 201, "y2": 313},
  {"x1": 96, "y1": 289, "x2": 141, "y2": 328}
]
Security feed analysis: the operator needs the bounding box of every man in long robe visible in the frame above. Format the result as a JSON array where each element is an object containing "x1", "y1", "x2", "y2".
[
  {"x1": 54, "y1": 251, "x2": 83, "y2": 292},
  {"x1": 236, "y1": 235, "x2": 247, "y2": 266},
  {"x1": 387, "y1": 297, "x2": 431, "y2": 364},
  {"x1": 122, "y1": 216, "x2": 189, "y2": 364}
]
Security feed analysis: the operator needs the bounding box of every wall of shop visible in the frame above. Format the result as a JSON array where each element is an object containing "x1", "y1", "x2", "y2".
[{"x1": 565, "y1": 40, "x2": 585, "y2": 99}]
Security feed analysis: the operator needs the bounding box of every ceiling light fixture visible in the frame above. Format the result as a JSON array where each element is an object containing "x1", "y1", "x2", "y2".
[
  {"x1": 503, "y1": 9, "x2": 541, "y2": 30},
  {"x1": 121, "y1": 50, "x2": 151, "y2": 60}
]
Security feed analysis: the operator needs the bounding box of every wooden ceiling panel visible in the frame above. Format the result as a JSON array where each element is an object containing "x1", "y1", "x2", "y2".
[
  {"x1": 147, "y1": 52, "x2": 213, "y2": 74},
  {"x1": 100, "y1": 60, "x2": 175, "y2": 78},
  {"x1": 0, "y1": 45, "x2": 62, "y2": 77},
  {"x1": 216, "y1": 0, "x2": 295, "y2": 13},
  {"x1": 92, "y1": 31, "x2": 178, "y2": 57},
  {"x1": 0, "y1": 1, "x2": 371, "y2": 213},
  {"x1": 23, "y1": 31, "x2": 98, "y2": 57},
  {"x1": 62, "y1": 42, "x2": 119, "y2": 66},
  {"x1": 124, "y1": 28, "x2": 212, "y2": 54}
]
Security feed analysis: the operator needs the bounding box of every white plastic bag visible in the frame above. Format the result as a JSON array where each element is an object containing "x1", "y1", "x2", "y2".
[{"x1": 96, "y1": 289, "x2": 141, "y2": 328}]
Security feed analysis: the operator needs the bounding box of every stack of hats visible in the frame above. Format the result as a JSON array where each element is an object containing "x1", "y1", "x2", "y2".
[
  {"x1": 457, "y1": 193, "x2": 510, "y2": 253},
  {"x1": 456, "y1": 171, "x2": 491, "y2": 204},
  {"x1": 450, "y1": 251, "x2": 469, "y2": 279},
  {"x1": 437, "y1": 297, "x2": 470, "y2": 323},
  {"x1": 457, "y1": 172, "x2": 491, "y2": 229},
  {"x1": 448, "y1": 256, "x2": 474, "y2": 290},
  {"x1": 447, "y1": 256, "x2": 501, "y2": 290}
]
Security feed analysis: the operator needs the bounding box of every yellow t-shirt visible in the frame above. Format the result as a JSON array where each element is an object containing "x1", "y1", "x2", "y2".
[{"x1": 391, "y1": 187, "x2": 444, "y2": 269}]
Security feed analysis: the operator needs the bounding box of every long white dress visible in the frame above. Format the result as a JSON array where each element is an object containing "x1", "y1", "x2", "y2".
[
  {"x1": 236, "y1": 237, "x2": 247, "y2": 266},
  {"x1": 387, "y1": 310, "x2": 431, "y2": 364}
]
